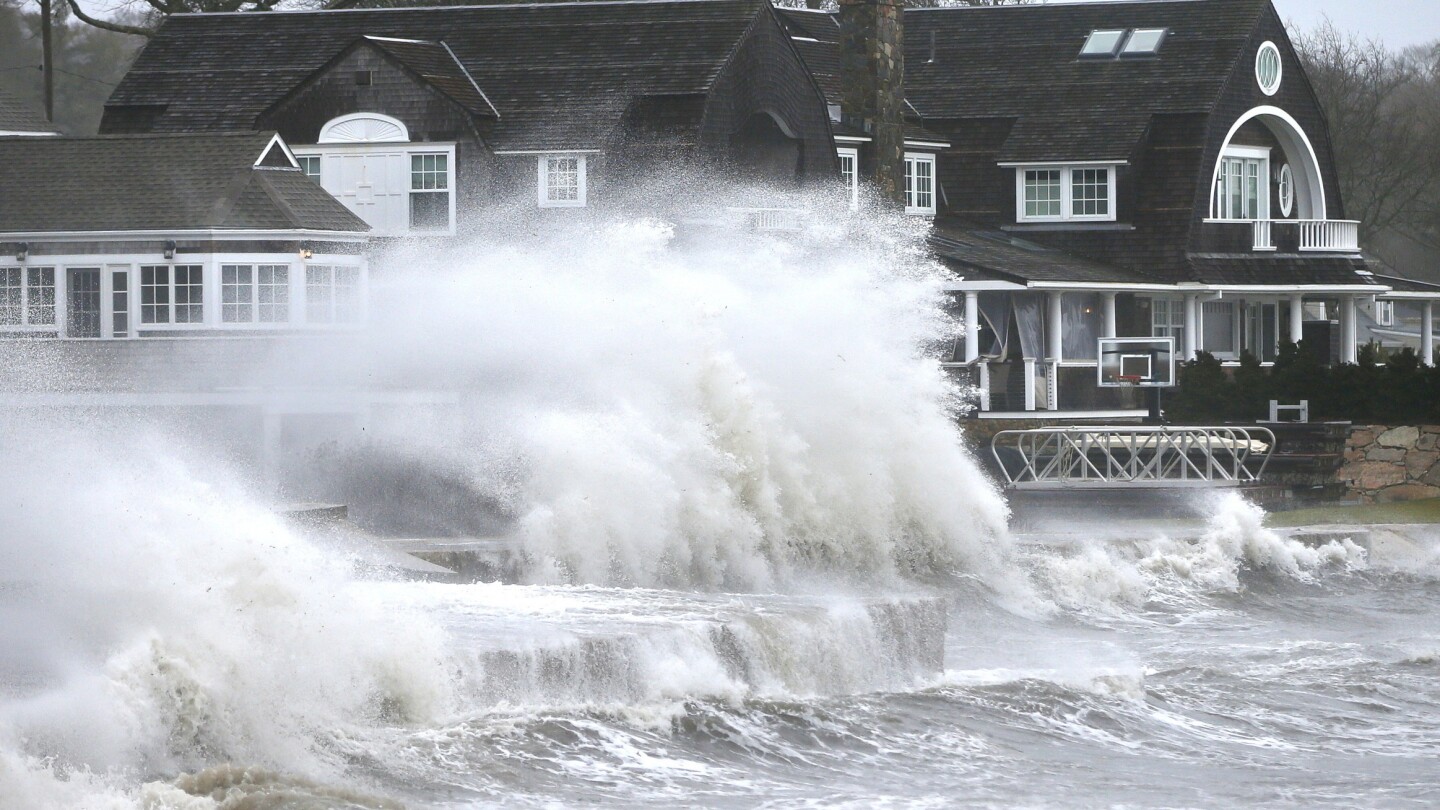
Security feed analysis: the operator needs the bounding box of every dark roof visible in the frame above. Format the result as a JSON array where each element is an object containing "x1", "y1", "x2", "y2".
[
  {"x1": 1374, "y1": 274, "x2": 1440, "y2": 294},
  {"x1": 931, "y1": 221, "x2": 1157, "y2": 286},
  {"x1": 1185, "y1": 254, "x2": 1379, "y2": 287},
  {"x1": 0, "y1": 133, "x2": 369, "y2": 233},
  {"x1": 781, "y1": 0, "x2": 1269, "y2": 163},
  {"x1": 108, "y1": 0, "x2": 771, "y2": 151},
  {"x1": 0, "y1": 87, "x2": 53, "y2": 134},
  {"x1": 361, "y1": 36, "x2": 498, "y2": 118}
]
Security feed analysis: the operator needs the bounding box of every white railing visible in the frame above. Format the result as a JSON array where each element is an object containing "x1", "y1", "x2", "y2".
[
  {"x1": 1232, "y1": 219, "x2": 1361, "y2": 253},
  {"x1": 991, "y1": 426, "x2": 1276, "y2": 490},
  {"x1": 1296, "y1": 219, "x2": 1360, "y2": 252},
  {"x1": 1252, "y1": 219, "x2": 1274, "y2": 251},
  {"x1": 727, "y1": 207, "x2": 805, "y2": 232}
]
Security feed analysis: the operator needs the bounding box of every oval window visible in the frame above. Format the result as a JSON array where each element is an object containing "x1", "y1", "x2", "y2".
[
  {"x1": 1277, "y1": 163, "x2": 1294, "y2": 217},
  {"x1": 1257, "y1": 42, "x2": 1283, "y2": 96}
]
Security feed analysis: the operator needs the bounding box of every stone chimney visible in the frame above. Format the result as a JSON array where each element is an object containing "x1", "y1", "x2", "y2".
[{"x1": 838, "y1": 0, "x2": 905, "y2": 203}]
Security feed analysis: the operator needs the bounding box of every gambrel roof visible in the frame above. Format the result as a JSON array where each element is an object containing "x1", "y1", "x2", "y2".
[
  {"x1": 780, "y1": 0, "x2": 1274, "y2": 163},
  {"x1": 106, "y1": 0, "x2": 776, "y2": 151},
  {"x1": 0, "y1": 132, "x2": 369, "y2": 233}
]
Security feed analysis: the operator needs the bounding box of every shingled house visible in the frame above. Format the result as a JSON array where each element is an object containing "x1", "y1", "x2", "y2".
[
  {"x1": 101, "y1": 0, "x2": 836, "y2": 237},
  {"x1": 783, "y1": 0, "x2": 1423, "y2": 417},
  {"x1": 0, "y1": 87, "x2": 55, "y2": 136}
]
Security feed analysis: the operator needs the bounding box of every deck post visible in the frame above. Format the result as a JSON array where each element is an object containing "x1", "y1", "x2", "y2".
[
  {"x1": 1340, "y1": 295, "x2": 1358, "y2": 364},
  {"x1": 1289, "y1": 294, "x2": 1304, "y2": 346},
  {"x1": 1024, "y1": 357, "x2": 1037, "y2": 411},
  {"x1": 1102, "y1": 292, "x2": 1117, "y2": 339},
  {"x1": 964, "y1": 291, "x2": 980, "y2": 363},
  {"x1": 1425, "y1": 301, "x2": 1435, "y2": 367}
]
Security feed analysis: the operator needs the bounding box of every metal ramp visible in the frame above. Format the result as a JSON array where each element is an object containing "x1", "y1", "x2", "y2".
[{"x1": 991, "y1": 426, "x2": 1275, "y2": 491}]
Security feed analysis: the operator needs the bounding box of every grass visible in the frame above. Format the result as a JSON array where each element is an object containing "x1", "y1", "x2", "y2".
[{"x1": 1265, "y1": 498, "x2": 1440, "y2": 528}]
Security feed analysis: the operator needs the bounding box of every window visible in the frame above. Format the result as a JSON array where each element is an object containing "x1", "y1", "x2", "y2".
[
  {"x1": 1202, "y1": 301, "x2": 1237, "y2": 357},
  {"x1": 1152, "y1": 298, "x2": 1185, "y2": 349},
  {"x1": 1081, "y1": 30, "x2": 1126, "y2": 57},
  {"x1": 111, "y1": 268, "x2": 129, "y2": 338},
  {"x1": 140, "y1": 265, "x2": 203, "y2": 325},
  {"x1": 1017, "y1": 166, "x2": 1115, "y2": 222},
  {"x1": 297, "y1": 156, "x2": 321, "y2": 179},
  {"x1": 1277, "y1": 163, "x2": 1294, "y2": 217},
  {"x1": 1245, "y1": 302, "x2": 1279, "y2": 362},
  {"x1": 222, "y1": 264, "x2": 290, "y2": 324},
  {"x1": 1212, "y1": 150, "x2": 1269, "y2": 221},
  {"x1": 409, "y1": 153, "x2": 450, "y2": 230},
  {"x1": 0, "y1": 267, "x2": 55, "y2": 327},
  {"x1": 539, "y1": 155, "x2": 586, "y2": 208},
  {"x1": 1375, "y1": 300, "x2": 1395, "y2": 328},
  {"x1": 1256, "y1": 42, "x2": 1283, "y2": 96},
  {"x1": 1120, "y1": 28, "x2": 1167, "y2": 55},
  {"x1": 904, "y1": 153, "x2": 936, "y2": 216},
  {"x1": 837, "y1": 147, "x2": 859, "y2": 209},
  {"x1": 306, "y1": 265, "x2": 361, "y2": 324}
]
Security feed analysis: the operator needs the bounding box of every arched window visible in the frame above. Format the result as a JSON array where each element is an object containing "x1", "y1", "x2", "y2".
[
  {"x1": 317, "y1": 112, "x2": 410, "y2": 144},
  {"x1": 1256, "y1": 42, "x2": 1283, "y2": 96}
]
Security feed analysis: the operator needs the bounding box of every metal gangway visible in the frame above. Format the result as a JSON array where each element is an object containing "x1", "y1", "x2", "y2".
[{"x1": 991, "y1": 426, "x2": 1275, "y2": 490}]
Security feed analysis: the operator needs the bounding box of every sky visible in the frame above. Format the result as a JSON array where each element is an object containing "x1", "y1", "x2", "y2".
[{"x1": 1060, "y1": 0, "x2": 1440, "y2": 49}]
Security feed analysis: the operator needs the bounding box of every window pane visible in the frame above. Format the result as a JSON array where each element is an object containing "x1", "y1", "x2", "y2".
[
  {"x1": 1081, "y1": 30, "x2": 1125, "y2": 57},
  {"x1": 410, "y1": 191, "x2": 450, "y2": 230},
  {"x1": 27, "y1": 268, "x2": 55, "y2": 326},
  {"x1": 1203, "y1": 302, "x2": 1235, "y2": 353},
  {"x1": 141, "y1": 265, "x2": 169, "y2": 324},
  {"x1": 258, "y1": 265, "x2": 289, "y2": 323},
  {"x1": 307, "y1": 265, "x2": 334, "y2": 323},
  {"x1": 545, "y1": 156, "x2": 579, "y2": 202},
  {"x1": 174, "y1": 265, "x2": 203, "y2": 323},
  {"x1": 1071, "y1": 168, "x2": 1109, "y2": 217},
  {"x1": 1024, "y1": 169, "x2": 1062, "y2": 218},
  {"x1": 0, "y1": 268, "x2": 21, "y2": 326}
]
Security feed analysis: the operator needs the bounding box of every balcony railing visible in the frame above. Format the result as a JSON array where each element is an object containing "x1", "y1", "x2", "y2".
[
  {"x1": 727, "y1": 207, "x2": 805, "y2": 232},
  {"x1": 1232, "y1": 218, "x2": 1362, "y2": 253}
]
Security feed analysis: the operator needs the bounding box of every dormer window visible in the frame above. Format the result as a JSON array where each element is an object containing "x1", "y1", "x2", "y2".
[
  {"x1": 539, "y1": 154, "x2": 587, "y2": 208},
  {"x1": 1016, "y1": 165, "x2": 1116, "y2": 222}
]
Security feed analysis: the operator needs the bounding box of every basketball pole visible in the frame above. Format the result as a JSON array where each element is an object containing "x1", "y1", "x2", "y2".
[{"x1": 1148, "y1": 387, "x2": 1163, "y2": 424}]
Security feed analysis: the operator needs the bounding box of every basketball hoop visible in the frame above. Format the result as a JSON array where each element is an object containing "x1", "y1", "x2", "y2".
[{"x1": 1114, "y1": 374, "x2": 1144, "y2": 387}]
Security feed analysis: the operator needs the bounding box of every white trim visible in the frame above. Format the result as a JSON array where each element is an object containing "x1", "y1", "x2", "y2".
[
  {"x1": 0, "y1": 130, "x2": 58, "y2": 136},
  {"x1": 904, "y1": 139, "x2": 951, "y2": 149},
  {"x1": 1222, "y1": 144, "x2": 1272, "y2": 160},
  {"x1": 790, "y1": 36, "x2": 820, "y2": 43},
  {"x1": 1209, "y1": 106, "x2": 1326, "y2": 221},
  {"x1": 836, "y1": 146, "x2": 859, "y2": 210},
  {"x1": 0, "y1": 229, "x2": 367, "y2": 242},
  {"x1": 832, "y1": 135, "x2": 871, "y2": 144},
  {"x1": 1377, "y1": 291, "x2": 1440, "y2": 300},
  {"x1": 254, "y1": 133, "x2": 300, "y2": 169},
  {"x1": 442, "y1": 41, "x2": 501, "y2": 119},
  {"x1": 903, "y1": 151, "x2": 937, "y2": 216},
  {"x1": 538, "y1": 154, "x2": 587, "y2": 208},
  {"x1": 999, "y1": 159, "x2": 1129, "y2": 168},
  {"x1": 363, "y1": 34, "x2": 431, "y2": 45},
  {"x1": 1015, "y1": 164, "x2": 1118, "y2": 223},
  {"x1": 317, "y1": 112, "x2": 410, "y2": 144},
  {"x1": 1277, "y1": 163, "x2": 1295, "y2": 217},
  {"x1": 1256, "y1": 41, "x2": 1284, "y2": 96},
  {"x1": 292, "y1": 142, "x2": 456, "y2": 237},
  {"x1": 1026, "y1": 281, "x2": 1181, "y2": 292},
  {"x1": 494, "y1": 148, "x2": 603, "y2": 155}
]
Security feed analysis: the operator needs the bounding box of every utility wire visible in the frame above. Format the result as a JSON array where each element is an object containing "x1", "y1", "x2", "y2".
[{"x1": 0, "y1": 63, "x2": 117, "y2": 86}]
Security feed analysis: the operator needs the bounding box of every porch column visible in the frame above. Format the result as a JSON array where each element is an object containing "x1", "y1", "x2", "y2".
[
  {"x1": 1425, "y1": 301, "x2": 1435, "y2": 367},
  {"x1": 1102, "y1": 292, "x2": 1118, "y2": 338},
  {"x1": 1047, "y1": 291, "x2": 1064, "y2": 362},
  {"x1": 1023, "y1": 358, "x2": 1037, "y2": 411},
  {"x1": 1183, "y1": 293, "x2": 1200, "y2": 360},
  {"x1": 1339, "y1": 295, "x2": 1358, "y2": 364},
  {"x1": 1289, "y1": 294, "x2": 1305, "y2": 346},
  {"x1": 964, "y1": 292, "x2": 980, "y2": 363}
]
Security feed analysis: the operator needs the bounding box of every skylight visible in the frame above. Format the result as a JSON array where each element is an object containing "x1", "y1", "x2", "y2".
[
  {"x1": 1081, "y1": 30, "x2": 1126, "y2": 58},
  {"x1": 1081, "y1": 28, "x2": 1169, "y2": 60},
  {"x1": 1121, "y1": 28, "x2": 1167, "y2": 55}
]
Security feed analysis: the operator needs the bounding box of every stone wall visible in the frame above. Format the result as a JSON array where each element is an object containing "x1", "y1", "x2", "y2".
[{"x1": 1338, "y1": 425, "x2": 1440, "y2": 503}]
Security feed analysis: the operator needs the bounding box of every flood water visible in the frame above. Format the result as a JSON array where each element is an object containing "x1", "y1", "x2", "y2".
[{"x1": 0, "y1": 194, "x2": 1437, "y2": 808}]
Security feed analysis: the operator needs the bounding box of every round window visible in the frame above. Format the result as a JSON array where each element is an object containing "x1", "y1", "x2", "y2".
[
  {"x1": 1277, "y1": 163, "x2": 1294, "y2": 217},
  {"x1": 1256, "y1": 42, "x2": 1283, "y2": 96}
]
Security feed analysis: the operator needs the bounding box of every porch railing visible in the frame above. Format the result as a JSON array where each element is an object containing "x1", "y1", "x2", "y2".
[
  {"x1": 1237, "y1": 219, "x2": 1361, "y2": 253},
  {"x1": 727, "y1": 207, "x2": 805, "y2": 232},
  {"x1": 991, "y1": 425, "x2": 1275, "y2": 490}
]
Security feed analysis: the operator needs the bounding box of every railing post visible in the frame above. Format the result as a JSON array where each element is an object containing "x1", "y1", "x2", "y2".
[
  {"x1": 978, "y1": 361, "x2": 991, "y2": 411},
  {"x1": 1024, "y1": 358, "x2": 1037, "y2": 411}
]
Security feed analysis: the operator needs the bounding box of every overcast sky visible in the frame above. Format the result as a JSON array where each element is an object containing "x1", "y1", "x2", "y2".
[{"x1": 1057, "y1": 0, "x2": 1440, "y2": 49}]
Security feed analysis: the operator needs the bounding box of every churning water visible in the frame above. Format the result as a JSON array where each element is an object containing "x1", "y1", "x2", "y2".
[{"x1": 1, "y1": 189, "x2": 1437, "y2": 808}]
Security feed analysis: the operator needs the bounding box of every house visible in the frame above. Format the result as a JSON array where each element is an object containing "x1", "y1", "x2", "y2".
[
  {"x1": 101, "y1": 0, "x2": 837, "y2": 238},
  {"x1": 782, "y1": 0, "x2": 1434, "y2": 418}
]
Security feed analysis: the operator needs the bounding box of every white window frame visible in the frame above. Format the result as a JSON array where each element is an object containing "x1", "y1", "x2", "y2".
[
  {"x1": 1277, "y1": 163, "x2": 1294, "y2": 218},
  {"x1": 538, "y1": 154, "x2": 587, "y2": 208},
  {"x1": 1256, "y1": 41, "x2": 1283, "y2": 96},
  {"x1": 1210, "y1": 145, "x2": 1271, "y2": 222},
  {"x1": 1374, "y1": 300, "x2": 1395, "y2": 328},
  {"x1": 0, "y1": 265, "x2": 57, "y2": 330},
  {"x1": 296, "y1": 155, "x2": 321, "y2": 179},
  {"x1": 304, "y1": 262, "x2": 365, "y2": 326},
  {"x1": 139, "y1": 263, "x2": 206, "y2": 327},
  {"x1": 837, "y1": 147, "x2": 859, "y2": 210},
  {"x1": 904, "y1": 152, "x2": 936, "y2": 216},
  {"x1": 291, "y1": 142, "x2": 457, "y2": 237},
  {"x1": 1201, "y1": 300, "x2": 1241, "y2": 361},
  {"x1": 220, "y1": 262, "x2": 293, "y2": 326},
  {"x1": 1151, "y1": 297, "x2": 1186, "y2": 349},
  {"x1": 1014, "y1": 164, "x2": 1117, "y2": 223}
]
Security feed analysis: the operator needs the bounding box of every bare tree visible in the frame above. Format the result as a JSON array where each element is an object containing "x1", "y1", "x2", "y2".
[
  {"x1": 1295, "y1": 22, "x2": 1440, "y2": 244},
  {"x1": 62, "y1": 0, "x2": 358, "y2": 36}
]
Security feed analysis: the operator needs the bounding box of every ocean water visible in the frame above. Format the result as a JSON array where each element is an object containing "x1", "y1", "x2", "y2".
[{"x1": 1, "y1": 190, "x2": 1437, "y2": 808}]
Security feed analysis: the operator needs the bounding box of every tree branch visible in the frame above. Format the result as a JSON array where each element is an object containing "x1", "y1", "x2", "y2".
[{"x1": 63, "y1": 0, "x2": 154, "y2": 36}]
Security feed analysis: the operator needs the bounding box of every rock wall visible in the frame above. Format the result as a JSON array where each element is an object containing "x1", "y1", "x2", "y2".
[{"x1": 1338, "y1": 425, "x2": 1440, "y2": 503}]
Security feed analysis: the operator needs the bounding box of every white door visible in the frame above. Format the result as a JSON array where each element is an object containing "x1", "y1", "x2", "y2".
[{"x1": 326, "y1": 151, "x2": 407, "y2": 236}]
